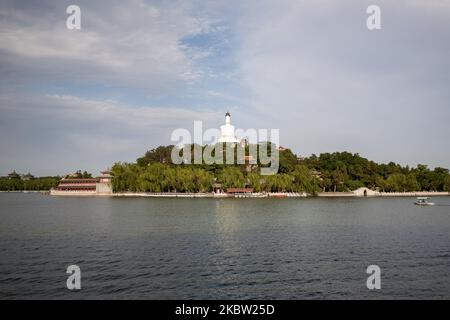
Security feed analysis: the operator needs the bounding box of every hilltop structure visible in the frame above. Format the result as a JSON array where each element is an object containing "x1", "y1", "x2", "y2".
[{"x1": 218, "y1": 112, "x2": 239, "y2": 144}]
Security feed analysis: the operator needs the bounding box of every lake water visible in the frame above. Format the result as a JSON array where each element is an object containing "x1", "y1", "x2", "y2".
[{"x1": 0, "y1": 193, "x2": 449, "y2": 299}]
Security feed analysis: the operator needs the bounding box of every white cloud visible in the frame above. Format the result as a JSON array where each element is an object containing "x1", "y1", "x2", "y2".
[
  {"x1": 0, "y1": 0, "x2": 214, "y2": 91},
  {"x1": 232, "y1": 0, "x2": 450, "y2": 168},
  {"x1": 0, "y1": 0, "x2": 449, "y2": 174}
]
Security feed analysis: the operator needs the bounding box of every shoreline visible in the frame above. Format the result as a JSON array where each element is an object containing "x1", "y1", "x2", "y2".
[
  {"x1": 114, "y1": 191, "x2": 450, "y2": 198},
  {"x1": 317, "y1": 191, "x2": 450, "y2": 198},
  {"x1": 34, "y1": 190, "x2": 450, "y2": 198},
  {"x1": 0, "y1": 190, "x2": 47, "y2": 193},
  {"x1": 3, "y1": 190, "x2": 449, "y2": 198}
]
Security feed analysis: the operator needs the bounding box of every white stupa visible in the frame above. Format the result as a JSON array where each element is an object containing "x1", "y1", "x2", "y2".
[{"x1": 218, "y1": 112, "x2": 239, "y2": 143}]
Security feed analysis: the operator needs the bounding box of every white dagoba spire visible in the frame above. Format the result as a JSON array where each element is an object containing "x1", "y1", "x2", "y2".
[
  {"x1": 225, "y1": 111, "x2": 231, "y2": 125},
  {"x1": 218, "y1": 111, "x2": 239, "y2": 143}
]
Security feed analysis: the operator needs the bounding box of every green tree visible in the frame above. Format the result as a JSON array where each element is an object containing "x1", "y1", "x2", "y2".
[
  {"x1": 444, "y1": 175, "x2": 450, "y2": 192},
  {"x1": 217, "y1": 166, "x2": 245, "y2": 189}
]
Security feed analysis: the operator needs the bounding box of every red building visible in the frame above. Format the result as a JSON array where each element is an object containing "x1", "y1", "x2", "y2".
[
  {"x1": 56, "y1": 178, "x2": 99, "y2": 191},
  {"x1": 226, "y1": 188, "x2": 254, "y2": 194},
  {"x1": 51, "y1": 170, "x2": 113, "y2": 195}
]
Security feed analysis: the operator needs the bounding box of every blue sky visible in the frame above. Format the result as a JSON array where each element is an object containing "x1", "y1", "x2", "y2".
[{"x1": 0, "y1": 0, "x2": 449, "y2": 175}]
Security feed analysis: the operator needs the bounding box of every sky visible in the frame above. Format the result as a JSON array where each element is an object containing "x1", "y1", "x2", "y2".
[{"x1": 0, "y1": 0, "x2": 449, "y2": 176}]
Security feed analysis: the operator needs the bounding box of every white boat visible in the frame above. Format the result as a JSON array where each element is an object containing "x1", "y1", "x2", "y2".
[{"x1": 414, "y1": 197, "x2": 435, "y2": 206}]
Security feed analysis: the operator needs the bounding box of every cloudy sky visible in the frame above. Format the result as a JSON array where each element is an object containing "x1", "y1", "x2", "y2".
[{"x1": 0, "y1": 0, "x2": 449, "y2": 176}]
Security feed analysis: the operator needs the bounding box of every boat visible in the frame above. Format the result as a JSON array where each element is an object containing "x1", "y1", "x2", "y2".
[{"x1": 414, "y1": 197, "x2": 435, "y2": 206}]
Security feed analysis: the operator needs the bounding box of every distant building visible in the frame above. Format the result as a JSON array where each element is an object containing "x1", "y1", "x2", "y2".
[
  {"x1": 96, "y1": 170, "x2": 113, "y2": 194},
  {"x1": 352, "y1": 187, "x2": 380, "y2": 197},
  {"x1": 240, "y1": 138, "x2": 248, "y2": 148},
  {"x1": 55, "y1": 178, "x2": 98, "y2": 192},
  {"x1": 22, "y1": 172, "x2": 34, "y2": 180},
  {"x1": 243, "y1": 155, "x2": 257, "y2": 172},
  {"x1": 50, "y1": 170, "x2": 113, "y2": 196},
  {"x1": 226, "y1": 188, "x2": 254, "y2": 195},
  {"x1": 311, "y1": 170, "x2": 322, "y2": 180},
  {"x1": 218, "y1": 112, "x2": 239, "y2": 144},
  {"x1": 7, "y1": 171, "x2": 21, "y2": 180},
  {"x1": 244, "y1": 155, "x2": 256, "y2": 164},
  {"x1": 213, "y1": 183, "x2": 223, "y2": 194}
]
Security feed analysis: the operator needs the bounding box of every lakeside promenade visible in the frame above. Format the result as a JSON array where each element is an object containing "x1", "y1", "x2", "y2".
[
  {"x1": 113, "y1": 192, "x2": 307, "y2": 198},
  {"x1": 317, "y1": 189, "x2": 450, "y2": 198},
  {"x1": 3, "y1": 190, "x2": 449, "y2": 198},
  {"x1": 78, "y1": 191, "x2": 450, "y2": 198},
  {"x1": 114, "y1": 191, "x2": 450, "y2": 198}
]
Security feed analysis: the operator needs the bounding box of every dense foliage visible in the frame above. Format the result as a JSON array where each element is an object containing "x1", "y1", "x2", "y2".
[
  {"x1": 112, "y1": 145, "x2": 450, "y2": 194},
  {"x1": 301, "y1": 152, "x2": 450, "y2": 192},
  {"x1": 4, "y1": 147, "x2": 448, "y2": 194},
  {"x1": 0, "y1": 177, "x2": 60, "y2": 191},
  {"x1": 0, "y1": 170, "x2": 92, "y2": 191},
  {"x1": 68, "y1": 170, "x2": 93, "y2": 179}
]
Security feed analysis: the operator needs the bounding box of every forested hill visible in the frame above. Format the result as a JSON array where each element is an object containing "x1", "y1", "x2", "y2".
[{"x1": 111, "y1": 145, "x2": 450, "y2": 194}]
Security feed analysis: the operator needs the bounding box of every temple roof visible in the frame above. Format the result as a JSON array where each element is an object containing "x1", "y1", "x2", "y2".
[{"x1": 8, "y1": 171, "x2": 20, "y2": 178}]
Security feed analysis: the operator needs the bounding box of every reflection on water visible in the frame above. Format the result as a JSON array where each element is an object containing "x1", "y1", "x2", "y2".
[{"x1": 0, "y1": 193, "x2": 449, "y2": 299}]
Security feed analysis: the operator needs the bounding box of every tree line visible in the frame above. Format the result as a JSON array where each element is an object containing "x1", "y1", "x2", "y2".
[
  {"x1": 3, "y1": 146, "x2": 449, "y2": 193},
  {"x1": 0, "y1": 177, "x2": 60, "y2": 191},
  {"x1": 112, "y1": 145, "x2": 450, "y2": 194},
  {"x1": 0, "y1": 170, "x2": 92, "y2": 191},
  {"x1": 301, "y1": 152, "x2": 450, "y2": 192}
]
